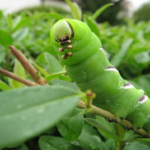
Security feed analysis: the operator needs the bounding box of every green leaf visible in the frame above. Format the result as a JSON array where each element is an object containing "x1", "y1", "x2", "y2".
[
  {"x1": 0, "y1": 50, "x2": 6, "y2": 64},
  {"x1": 85, "y1": 118, "x2": 121, "y2": 142},
  {"x1": 13, "y1": 16, "x2": 22, "y2": 30},
  {"x1": 96, "y1": 116, "x2": 115, "y2": 140},
  {"x1": 135, "y1": 138, "x2": 150, "y2": 143},
  {"x1": 32, "y1": 62, "x2": 49, "y2": 77},
  {"x1": 11, "y1": 59, "x2": 26, "y2": 89},
  {"x1": 133, "y1": 75, "x2": 150, "y2": 97},
  {"x1": 13, "y1": 16, "x2": 30, "y2": 32},
  {"x1": 58, "y1": 75, "x2": 71, "y2": 82},
  {"x1": 116, "y1": 124, "x2": 125, "y2": 140},
  {"x1": 111, "y1": 39, "x2": 133, "y2": 67},
  {"x1": 7, "y1": 14, "x2": 13, "y2": 30},
  {"x1": 57, "y1": 108, "x2": 84, "y2": 142},
  {"x1": 36, "y1": 52, "x2": 62, "y2": 74},
  {"x1": 49, "y1": 79, "x2": 79, "y2": 92},
  {"x1": 91, "y1": 3, "x2": 113, "y2": 20},
  {"x1": 0, "y1": 10, "x2": 3, "y2": 19},
  {"x1": 16, "y1": 144, "x2": 29, "y2": 150},
  {"x1": 84, "y1": 15, "x2": 100, "y2": 38},
  {"x1": 78, "y1": 123, "x2": 107, "y2": 150},
  {"x1": 65, "y1": 0, "x2": 82, "y2": 20},
  {"x1": 39, "y1": 135, "x2": 77, "y2": 150},
  {"x1": 45, "y1": 71, "x2": 66, "y2": 81},
  {"x1": 0, "y1": 80, "x2": 11, "y2": 91},
  {"x1": 0, "y1": 85, "x2": 82, "y2": 149},
  {"x1": 134, "y1": 52, "x2": 150, "y2": 63},
  {"x1": 123, "y1": 141, "x2": 150, "y2": 150},
  {"x1": 12, "y1": 28, "x2": 29, "y2": 41},
  {"x1": 0, "y1": 30, "x2": 13, "y2": 46}
]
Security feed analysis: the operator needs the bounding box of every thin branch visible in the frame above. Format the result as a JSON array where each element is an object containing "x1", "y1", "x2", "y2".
[
  {"x1": 9, "y1": 46, "x2": 47, "y2": 85},
  {"x1": 77, "y1": 100, "x2": 150, "y2": 138},
  {"x1": 0, "y1": 68, "x2": 36, "y2": 86}
]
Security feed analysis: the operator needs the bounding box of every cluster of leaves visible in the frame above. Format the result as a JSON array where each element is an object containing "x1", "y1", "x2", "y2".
[
  {"x1": 1, "y1": 0, "x2": 150, "y2": 149},
  {"x1": 58, "y1": 0, "x2": 125, "y2": 25},
  {"x1": 134, "y1": 2, "x2": 150, "y2": 22}
]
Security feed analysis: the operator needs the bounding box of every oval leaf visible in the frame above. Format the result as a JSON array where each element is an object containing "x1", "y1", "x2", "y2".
[
  {"x1": 11, "y1": 59, "x2": 26, "y2": 89},
  {"x1": 57, "y1": 108, "x2": 84, "y2": 142},
  {"x1": 65, "y1": 0, "x2": 82, "y2": 20},
  {"x1": 91, "y1": 3, "x2": 114, "y2": 20},
  {"x1": 39, "y1": 135, "x2": 77, "y2": 150},
  {"x1": 111, "y1": 39, "x2": 133, "y2": 67},
  {"x1": 0, "y1": 30, "x2": 13, "y2": 46},
  {"x1": 0, "y1": 85, "x2": 82, "y2": 149},
  {"x1": 84, "y1": 15, "x2": 100, "y2": 38},
  {"x1": 85, "y1": 118, "x2": 121, "y2": 142},
  {"x1": 36, "y1": 52, "x2": 62, "y2": 74},
  {"x1": 0, "y1": 80, "x2": 11, "y2": 91}
]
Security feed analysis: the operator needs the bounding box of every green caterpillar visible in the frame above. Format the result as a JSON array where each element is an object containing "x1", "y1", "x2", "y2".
[{"x1": 50, "y1": 19, "x2": 150, "y2": 133}]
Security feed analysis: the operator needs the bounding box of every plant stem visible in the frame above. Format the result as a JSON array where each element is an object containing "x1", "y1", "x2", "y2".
[
  {"x1": 77, "y1": 101, "x2": 149, "y2": 138},
  {"x1": 0, "y1": 68, "x2": 36, "y2": 86},
  {"x1": 9, "y1": 46, "x2": 47, "y2": 85}
]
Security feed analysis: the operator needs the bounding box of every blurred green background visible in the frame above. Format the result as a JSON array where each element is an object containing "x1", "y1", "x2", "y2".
[{"x1": 1, "y1": 0, "x2": 150, "y2": 149}]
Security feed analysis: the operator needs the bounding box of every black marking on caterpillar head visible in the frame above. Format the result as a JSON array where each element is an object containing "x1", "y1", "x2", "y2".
[
  {"x1": 56, "y1": 21, "x2": 74, "y2": 42},
  {"x1": 60, "y1": 40, "x2": 71, "y2": 46},
  {"x1": 139, "y1": 95, "x2": 148, "y2": 104},
  {"x1": 59, "y1": 45, "x2": 73, "y2": 52},
  {"x1": 67, "y1": 21, "x2": 74, "y2": 38}
]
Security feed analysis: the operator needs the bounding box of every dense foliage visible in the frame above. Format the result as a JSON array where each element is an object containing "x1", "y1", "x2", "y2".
[
  {"x1": 134, "y1": 2, "x2": 150, "y2": 22},
  {"x1": 58, "y1": 0, "x2": 125, "y2": 25},
  {"x1": 0, "y1": 1, "x2": 150, "y2": 150}
]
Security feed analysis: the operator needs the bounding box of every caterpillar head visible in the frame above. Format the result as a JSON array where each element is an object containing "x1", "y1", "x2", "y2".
[
  {"x1": 50, "y1": 19, "x2": 101, "y2": 65},
  {"x1": 54, "y1": 20, "x2": 74, "y2": 43}
]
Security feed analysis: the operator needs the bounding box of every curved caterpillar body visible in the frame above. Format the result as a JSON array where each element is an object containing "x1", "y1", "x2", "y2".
[{"x1": 50, "y1": 19, "x2": 150, "y2": 133}]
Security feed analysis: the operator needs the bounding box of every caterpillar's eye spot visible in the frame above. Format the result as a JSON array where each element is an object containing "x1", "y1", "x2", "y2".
[
  {"x1": 139, "y1": 95, "x2": 148, "y2": 104},
  {"x1": 106, "y1": 66, "x2": 119, "y2": 72},
  {"x1": 121, "y1": 83, "x2": 134, "y2": 89}
]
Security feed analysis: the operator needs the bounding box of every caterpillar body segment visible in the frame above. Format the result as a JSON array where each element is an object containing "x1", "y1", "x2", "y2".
[{"x1": 50, "y1": 19, "x2": 150, "y2": 132}]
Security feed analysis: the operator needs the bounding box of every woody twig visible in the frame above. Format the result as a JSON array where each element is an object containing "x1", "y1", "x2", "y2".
[
  {"x1": 9, "y1": 46, "x2": 47, "y2": 85},
  {"x1": 0, "y1": 68, "x2": 36, "y2": 86}
]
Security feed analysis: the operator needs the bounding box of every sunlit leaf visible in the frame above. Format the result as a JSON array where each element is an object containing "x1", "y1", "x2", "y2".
[
  {"x1": 91, "y1": 3, "x2": 113, "y2": 20},
  {"x1": 65, "y1": 0, "x2": 82, "y2": 20}
]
